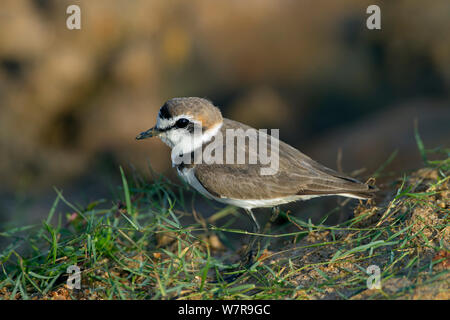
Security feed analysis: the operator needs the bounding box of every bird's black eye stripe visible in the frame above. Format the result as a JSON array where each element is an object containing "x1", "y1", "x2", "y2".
[
  {"x1": 158, "y1": 104, "x2": 171, "y2": 119},
  {"x1": 175, "y1": 118, "x2": 190, "y2": 128},
  {"x1": 157, "y1": 118, "x2": 192, "y2": 132}
]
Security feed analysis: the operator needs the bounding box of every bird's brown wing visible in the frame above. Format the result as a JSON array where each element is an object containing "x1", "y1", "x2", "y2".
[{"x1": 193, "y1": 119, "x2": 376, "y2": 200}]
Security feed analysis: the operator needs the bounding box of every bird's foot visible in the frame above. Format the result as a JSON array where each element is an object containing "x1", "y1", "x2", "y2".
[
  {"x1": 243, "y1": 249, "x2": 255, "y2": 267},
  {"x1": 211, "y1": 250, "x2": 258, "y2": 283}
]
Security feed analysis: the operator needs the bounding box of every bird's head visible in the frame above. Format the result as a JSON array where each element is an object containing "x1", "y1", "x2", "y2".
[{"x1": 136, "y1": 97, "x2": 223, "y2": 154}]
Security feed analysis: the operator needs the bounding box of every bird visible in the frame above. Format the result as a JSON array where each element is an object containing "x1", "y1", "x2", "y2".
[{"x1": 136, "y1": 97, "x2": 377, "y2": 263}]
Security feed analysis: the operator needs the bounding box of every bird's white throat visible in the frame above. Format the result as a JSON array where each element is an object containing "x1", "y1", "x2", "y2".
[{"x1": 157, "y1": 121, "x2": 223, "y2": 166}]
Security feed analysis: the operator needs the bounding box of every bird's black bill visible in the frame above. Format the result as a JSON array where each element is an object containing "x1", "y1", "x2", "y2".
[{"x1": 135, "y1": 127, "x2": 160, "y2": 140}]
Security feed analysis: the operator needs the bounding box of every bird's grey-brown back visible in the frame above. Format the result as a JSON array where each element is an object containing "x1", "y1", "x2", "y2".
[{"x1": 192, "y1": 118, "x2": 376, "y2": 202}]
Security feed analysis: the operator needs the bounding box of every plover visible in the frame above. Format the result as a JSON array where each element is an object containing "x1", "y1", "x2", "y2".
[{"x1": 136, "y1": 97, "x2": 377, "y2": 259}]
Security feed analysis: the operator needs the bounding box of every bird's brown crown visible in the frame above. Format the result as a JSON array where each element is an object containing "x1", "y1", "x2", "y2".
[{"x1": 160, "y1": 97, "x2": 223, "y2": 130}]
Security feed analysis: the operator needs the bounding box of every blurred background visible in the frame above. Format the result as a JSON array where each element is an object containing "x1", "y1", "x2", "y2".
[{"x1": 0, "y1": 0, "x2": 449, "y2": 228}]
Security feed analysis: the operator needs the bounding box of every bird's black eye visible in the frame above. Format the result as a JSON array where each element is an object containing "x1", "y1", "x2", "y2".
[{"x1": 175, "y1": 118, "x2": 189, "y2": 128}]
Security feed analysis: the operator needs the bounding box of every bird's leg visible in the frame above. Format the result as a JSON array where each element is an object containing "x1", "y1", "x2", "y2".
[
  {"x1": 261, "y1": 206, "x2": 280, "y2": 248},
  {"x1": 243, "y1": 208, "x2": 261, "y2": 266},
  {"x1": 213, "y1": 209, "x2": 260, "y2": 283},
  {"x1": 214, "y1": 209, "x2": 260, "y2": 283},
  {"x1": 216, "y1": 209, "x2": 261, "y2": 283}
]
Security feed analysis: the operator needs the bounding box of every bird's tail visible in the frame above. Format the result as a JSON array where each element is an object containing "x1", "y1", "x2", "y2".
[{"x1": 337, "y1": 184, "x2": 378, "y2": 200}]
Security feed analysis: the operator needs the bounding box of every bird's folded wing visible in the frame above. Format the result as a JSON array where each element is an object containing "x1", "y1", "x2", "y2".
[{"x1": 194, "y1": 120, "x2": 375, "y2": 200}]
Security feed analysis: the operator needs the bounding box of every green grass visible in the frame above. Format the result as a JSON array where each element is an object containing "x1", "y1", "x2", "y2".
[{"x1": 0, "y1": 145, "x2": 449, "y2": 299}]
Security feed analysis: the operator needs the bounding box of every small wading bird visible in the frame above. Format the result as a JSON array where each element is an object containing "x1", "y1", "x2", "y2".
[{"x1": 136, "y1": 97, "x2": 377, "y2": 266}]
